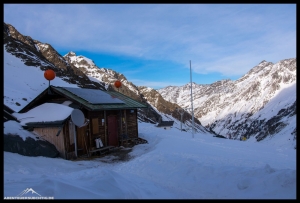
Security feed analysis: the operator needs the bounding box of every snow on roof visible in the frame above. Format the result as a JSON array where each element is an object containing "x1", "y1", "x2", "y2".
[
  {"x1": 13, "y1": 103, "x2": 74, "y2": 126},
  {"x1": 4, "y1": 120, "x2": 38, "y2": 141}
]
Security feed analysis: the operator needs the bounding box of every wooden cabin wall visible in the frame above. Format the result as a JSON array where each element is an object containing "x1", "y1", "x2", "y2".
[
  {"x1": 88, "y1": 111, "x2": 106, "y2": 149},
  {"x1": 33, "y1": 127, "x2": 66, "y2": 159},
  {"x1": 76, "y1": 125, "x2": 89, "y2": 157},
  {"x1": 64, "y1": 120, "x2": 76, "y2": 160},
  {"x1": 120, "y1": 109, "x2": 127, "y2": 136},
  {"x1": 126, "y1": 109, "x2": 138, "y2": 139},
  {"x1": 85, "y1": 109, "x2": 139, "y2": 149}
]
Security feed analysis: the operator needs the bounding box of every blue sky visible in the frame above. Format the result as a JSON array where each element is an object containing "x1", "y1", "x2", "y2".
[{"x1": 4, "y1": 4, "x2": 296, "y2": 89}]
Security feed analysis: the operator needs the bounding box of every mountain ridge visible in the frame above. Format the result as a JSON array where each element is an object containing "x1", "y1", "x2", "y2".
[
  {"x1": 158, "y1": 58, "x2": 296, "y2": 145},
  {"x1": 3, "y1": 22, "x2": 296, "y2": 147}
]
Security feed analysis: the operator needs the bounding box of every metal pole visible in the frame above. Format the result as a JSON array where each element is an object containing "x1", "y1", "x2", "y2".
[{"x1": 190, "y1": 60, "x2": 195, "y2": 138}]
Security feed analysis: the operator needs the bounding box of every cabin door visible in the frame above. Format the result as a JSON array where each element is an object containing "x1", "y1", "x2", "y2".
[{"x1": 107, "y1": 115, "x2": 118, "y2": 146}]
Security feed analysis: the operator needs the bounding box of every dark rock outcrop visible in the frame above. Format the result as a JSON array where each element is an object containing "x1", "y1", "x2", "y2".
[{"x1": 4, "y1": 134, "x2": 60, "y2": 158}]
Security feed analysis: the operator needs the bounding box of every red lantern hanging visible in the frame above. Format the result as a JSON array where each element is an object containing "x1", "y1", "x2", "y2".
[
  {"x1": 114, "y1": 80, "x2": 122, "y2": 88},
  {"x1": 44, "y1": 69, "x2": 56, "y2": 81}
]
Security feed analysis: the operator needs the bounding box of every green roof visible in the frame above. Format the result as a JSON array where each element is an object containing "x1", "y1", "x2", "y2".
[{"x1": 51, "y1": 86, "x2": 147, "y2": 111}]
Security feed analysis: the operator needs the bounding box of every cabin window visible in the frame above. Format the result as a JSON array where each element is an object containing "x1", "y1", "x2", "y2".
[{"x1": 92, "y1": 118, "x2": 99, "y2": 134}]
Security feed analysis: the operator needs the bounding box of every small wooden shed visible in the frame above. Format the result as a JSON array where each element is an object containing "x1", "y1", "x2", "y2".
[
  {"x1": 16, "y1": 86, "x2": 147, "y2": 159},
  {"x1": 156, "y1": 121, "x2": 174, "y2": 130}
]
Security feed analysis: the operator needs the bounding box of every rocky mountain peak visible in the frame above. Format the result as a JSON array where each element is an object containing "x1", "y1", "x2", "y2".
[
  {"x1": 259, "y1": 60, "x2": 267, "y2": 64},
  {"x1": 159, "y1": 58, "x2": 296, "y2": 143},
  {"x1": 65, "y1": 51, "x2": 77, "y2": 57}
]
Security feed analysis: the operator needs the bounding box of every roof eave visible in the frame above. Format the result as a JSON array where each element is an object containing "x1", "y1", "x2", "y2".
[{"x1": 24, "y1": 119, "x2": 67, "y2": 128}]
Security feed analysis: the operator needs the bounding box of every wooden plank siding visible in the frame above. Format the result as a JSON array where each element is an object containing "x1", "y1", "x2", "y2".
[
  {"x1": 76, "y1": 125, "x2": 88, "y2": 157},
  {"x1": 33, "y1": 127, "x2": 66, "y2": 159},
  {"x1": 126, "y1": 109, "x2": 138, "y2": 139},
  {"x1": 119, "y1": 109, "x2": 127, "y2": 136},
  {"x1": 64, "y1": 121, "x2": 76, "y2": 160}
]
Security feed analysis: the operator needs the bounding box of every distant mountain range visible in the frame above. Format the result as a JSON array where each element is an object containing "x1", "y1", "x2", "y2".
[
  {"x1": 158, "y1": 59, "x2": 296, "y2": 142},
  {"x1": 3, "y1": 22, "x2": 296, "y2": 146}
]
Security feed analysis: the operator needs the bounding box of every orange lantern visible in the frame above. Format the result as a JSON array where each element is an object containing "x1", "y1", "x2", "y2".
[
  {"x1": 44, "y1": 69, "x2": 56, "y2": 81},
  {"x1": 114, "y1": 80, "x2": 122, "y2": 88}
]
